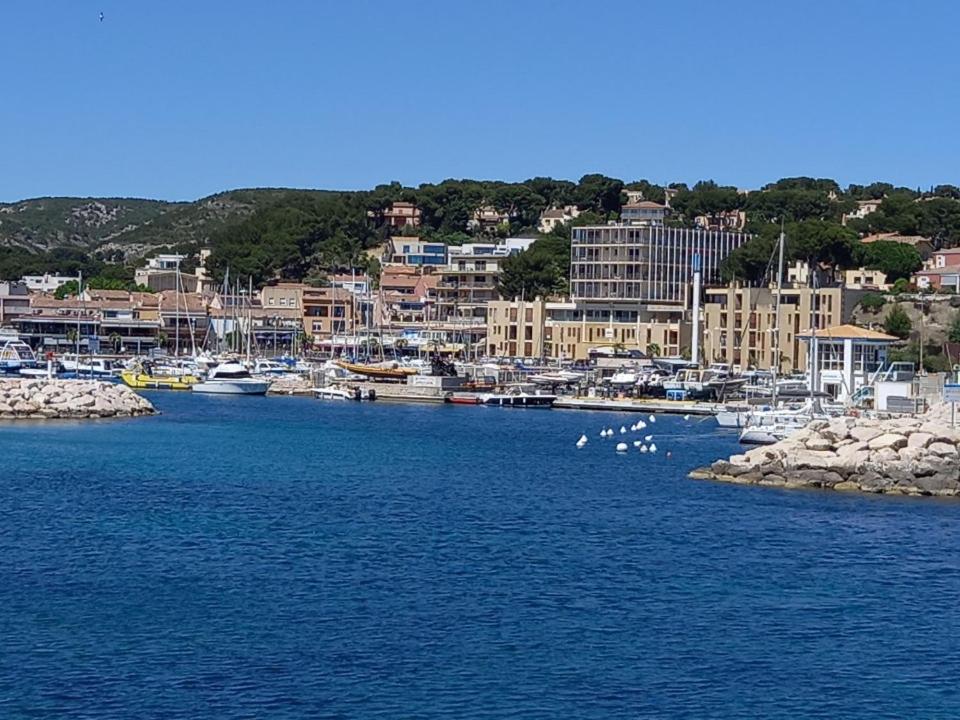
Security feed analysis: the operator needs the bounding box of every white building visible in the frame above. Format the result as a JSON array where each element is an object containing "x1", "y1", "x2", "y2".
[
  {"x1": 538, "y1": 205, "x2": 581, "y2": 233},
  {"x1": 800, "y1": 324, "x2": 897, "y2": 403},
  {"x1": 20, "y1": 273, "x2": 75, "y2": 293}
]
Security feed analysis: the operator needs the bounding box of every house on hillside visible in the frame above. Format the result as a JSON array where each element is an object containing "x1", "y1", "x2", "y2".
[
  {"x1": 842, "y1": 198, "x2": 884, "y2": 225},
  {"x1": 860, "y1": 232, "x2": 934, "y2": 261},
  {"x1": 537, "y1": 205, "x2": 580, "y2": 233}
]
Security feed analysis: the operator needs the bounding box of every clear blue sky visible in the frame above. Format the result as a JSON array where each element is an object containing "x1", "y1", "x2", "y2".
[{"x1": 2, "y1": 0, "x2": 958, "y2": 202}]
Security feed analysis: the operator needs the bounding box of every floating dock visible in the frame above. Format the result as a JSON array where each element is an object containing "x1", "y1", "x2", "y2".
[{"x1": 553, "y1": 398, "x2": 717, "y2": 415}]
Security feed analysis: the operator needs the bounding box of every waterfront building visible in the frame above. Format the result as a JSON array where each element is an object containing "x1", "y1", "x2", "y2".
[
  {"x1": 158, "y1": 291, "x2": 210, "y2": 352},
  {"x1": 301, "y1": 287, "x2": 355, "y2": 346},
  {"x1": 570, "y1": 224, "x2": 749, "y2": 307},
  {"x1": 384, "y1": 237, "x2": 448, "y2": 267},
  {"x1": 702, "y1": 284, "x2": 866, "y2": 373},
  {"x1": 800, "y1": 324, "x2": 897, "y2": 402},
  {"x1": 0, "y1": 281, "x2": 30, "y2": 325},
  {"x1": 485, "y1": 298, "x2": 689, "y2": 361},
  {"x1": 12, "y1": 292, "x2": 162, "y2": 352}
]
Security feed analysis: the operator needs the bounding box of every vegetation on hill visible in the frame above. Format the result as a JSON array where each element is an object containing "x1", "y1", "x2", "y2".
[{"x1": 3, "y1": 175, "x2": 960, "y2": 292}]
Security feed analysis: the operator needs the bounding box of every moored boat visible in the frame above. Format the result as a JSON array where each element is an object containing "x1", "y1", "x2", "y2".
[
  {"x1": 335, "y1": 359, "x2": 418, "y2": 380},
  {"x1": 192, "y1": 362, "x2": 270, "y2": 395},
  {"x1": 121, "y1": 361, "x2": 201, "y2": 390}
]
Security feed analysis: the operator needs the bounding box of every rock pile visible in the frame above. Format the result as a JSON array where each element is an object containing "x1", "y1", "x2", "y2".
[
  {"x1": 692, "y1": 405, "x2": 960, "y2": 496},
  {"x1": 0, "y1": 379, "x2": 155, "y2": 420}
]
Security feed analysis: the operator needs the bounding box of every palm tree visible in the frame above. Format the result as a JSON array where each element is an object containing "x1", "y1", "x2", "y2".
[{"x1": 646, "y1": 342, "x2": 661, "y2": 358}]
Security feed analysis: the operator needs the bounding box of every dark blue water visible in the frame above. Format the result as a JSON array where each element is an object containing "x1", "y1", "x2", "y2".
[{"x1": 1, "y1": 394, "x2": 959, "y2": 718}]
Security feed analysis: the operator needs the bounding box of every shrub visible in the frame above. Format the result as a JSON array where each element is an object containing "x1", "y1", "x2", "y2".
[
  {"x1": 858, "y1": 293, "x2": 886, "y2": 312},
  {"x1": 883, "y1": 306, "x2": 912, "y2": 339}
]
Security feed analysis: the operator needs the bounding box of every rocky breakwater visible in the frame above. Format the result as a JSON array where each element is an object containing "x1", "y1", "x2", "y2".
[
  {"x1": 0, "y1": 379, "x2": 156, "y2": 420},
  {"x1": 692, "y1": 405, "x2": 960, "y2": 496}
]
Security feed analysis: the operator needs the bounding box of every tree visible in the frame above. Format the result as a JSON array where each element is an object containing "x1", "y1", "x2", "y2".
[
  {"x1": 884, "y1": 306, "x2": 912, "y2": 339},
  {"x1": 858, "y1": 293, "x2": 886, "y2": 312},
  {"x1": 498, "y1": 248, "x2": 564, "y2": 299},
  {"x1": 858, "y1": 241, "x2": 923, "y2": 281},
  {"x1": 670, "y1": 180, "x2": 742, "y2": 223},
  {"x1": 949, "y1": 313, "x2": 960, "y2": 343},
  {"x1": 646, "y1": 343, "x2": 661, "y2": 357}
]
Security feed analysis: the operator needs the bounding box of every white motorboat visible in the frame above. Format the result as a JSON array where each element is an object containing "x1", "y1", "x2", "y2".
[
  {"x1": 607, "y1": 371, "x2": 639, "y2": 386},
  {"x1": 479, "y1": 390, "x2": 556, "y2": 408},
  {"x1": 253, "y1": 359, "x2": 291, "y2": 376},
  {"x1": 737, "y1": 401, "x2": 836, "y2": 444},
  {"x1": 192, "y1": 362, "x2": 271, "y2": 395},
  {"x1": 715, "y1": 403, "x2": 773, "y2": 428},
  {"x1": 313, "y1": 386, "x2": 377, "y2": 401},
  {"x1": 60, "y1": 354, "x2": 120, "y2": 379},
  {"x1": 1, "y1": 332, "x2": 38, "y2": 375}
]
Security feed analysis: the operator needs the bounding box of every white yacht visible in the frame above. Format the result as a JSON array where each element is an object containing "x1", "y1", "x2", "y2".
[
  {"x1": 192, "y1": 362, "x2": 271, "y2": 395},
  {"x1": 60, "y1": 354, "x2": 120, "y2": 379},
  {"x1": 253, "y1": 359, "x2": 291, "y2": 376},
  {"x1": 0, "y1": 333, "x2": 38, "y2": 376}
]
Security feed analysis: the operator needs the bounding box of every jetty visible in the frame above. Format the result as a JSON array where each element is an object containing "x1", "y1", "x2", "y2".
[
  {"x1": 0, "y1": 379, "x2": 155, "y2": 420},
  {"x1": 692, "y1": 403, "x2": 960, "y2": 496}
]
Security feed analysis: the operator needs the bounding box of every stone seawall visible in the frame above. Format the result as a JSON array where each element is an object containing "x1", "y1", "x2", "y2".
[
  {"x1": 0, "y1": 379, "x2": 156, "y2": 420},
  {"x1": 692, "y1": 405, "x2": 960, "y2": 497}
]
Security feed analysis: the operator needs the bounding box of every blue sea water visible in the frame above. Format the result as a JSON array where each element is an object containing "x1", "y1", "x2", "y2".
[{"x1": 1, "y1": 394, "x2": 960, "y2": 719}]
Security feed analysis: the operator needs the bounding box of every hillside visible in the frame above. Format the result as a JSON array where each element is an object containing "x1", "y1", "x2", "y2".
[{"x1": 0, "y1": 189, "x2": 325, "y2": 259}]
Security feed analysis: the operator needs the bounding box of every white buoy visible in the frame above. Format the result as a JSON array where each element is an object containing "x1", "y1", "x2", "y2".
[
  {"x1": 649, "y1": 443, "x2": 658, "y2": 453},
  {"x1": 620, "y1": 426, "x2": 627, "y2": 434},
  {"x1": 648, "y1": 415, "x2": 656, "y2": 423},
  {"x1": 644, "y1": 434, "x2": 653, "y2": 442},
  {"x1": 616, "y1": 442, "x2": 628, "y2": 453},
  {"x1": 629, "y1": 423, "x2": 636, "y2": 431},
  {"x1": 683, "y1": 414, "x2": 691, "y2": 421},
  {"x1": 640, "y1": 444, "x2": 648, "y2": 453},
  {"x1": 577, "y1": 434, "x2": 588, "y2": 448},
  {"x1": 633, "y1": 440, "x2": 642, "y2": 448},
  {"x1": 637, "y1": 420, "x2": 646, "y2": 430}
]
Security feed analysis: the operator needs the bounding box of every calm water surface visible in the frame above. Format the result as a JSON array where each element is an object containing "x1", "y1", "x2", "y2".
[{"x1": 1, "y1": 393, "x2": 959, "y2": 718}]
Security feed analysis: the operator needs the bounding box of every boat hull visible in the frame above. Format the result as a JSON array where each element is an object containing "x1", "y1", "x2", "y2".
[
  {"x1": 481, "y1": 394, "x2": 556, "y2": 408},
  {"x1": 120, "y1": 371, "x2": 200, "y2": 391},
  {"x1": 192, "y1": 380, "x2": 270, "y2": 395}
]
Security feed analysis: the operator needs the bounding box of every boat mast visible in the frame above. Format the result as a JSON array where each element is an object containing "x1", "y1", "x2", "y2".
[
  {"x1": 771, "y1": 223, "x2": 785, "y2": 406},
  {"x1": 76, "y1": 270, "x2": 82, "y2": 363}
]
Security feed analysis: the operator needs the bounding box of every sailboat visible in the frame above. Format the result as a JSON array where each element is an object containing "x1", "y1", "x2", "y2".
[{"x1": 738, "y1": 234, "x2": 832, "y2": 444}]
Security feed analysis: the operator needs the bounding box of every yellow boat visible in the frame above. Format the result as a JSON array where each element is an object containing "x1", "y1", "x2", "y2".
[
  {"x1": 120, "y1": 367, "x2": 201, "y2": 390},
  {"x1": 335, "y1": 359, "x2": 418, "y2": 380}
]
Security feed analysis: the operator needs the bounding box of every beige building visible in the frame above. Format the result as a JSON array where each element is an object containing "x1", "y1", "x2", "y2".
[
  {"x1": 486, "y1": 299, "x2": 690, "y2": 361},
  {"x1": 702, "y1": 285, "x2": 866, "y2": 373},
  {"x1": 302, "y1": 286, "x2": 355, "y2": 344}
]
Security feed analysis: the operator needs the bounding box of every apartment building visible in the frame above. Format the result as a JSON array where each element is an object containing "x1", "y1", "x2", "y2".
[
  {"x1": 486, "y1": 298, "x2": 690, "y2": 361},
  {"x1": 0, "y1": 281, "x2": 30, "y2": 325},
  {"x1": 620, "y1": 201, "x2": 667, "y2": 226},
  {"x1": 570, "y1": 224, "x2": 749, "y2": 307},
  {"x1": 385, "y1": 237, "x2": 448, "y2": 267},
  {"x1": 701, "y1": 284, "x2": 867, "y2": 373},
  {"x1": 302, "y1": 287, "x2": 355, "y2": 344}
]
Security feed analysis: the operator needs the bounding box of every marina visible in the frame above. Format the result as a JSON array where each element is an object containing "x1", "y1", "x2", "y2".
[{"x1": 2, "y1": 392, "x2": 960, "y2": 718}]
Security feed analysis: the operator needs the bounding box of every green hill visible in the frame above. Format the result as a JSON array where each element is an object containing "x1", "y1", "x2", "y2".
[{"x1": 0, "y1": 189, "x2": 329, "y2": 258}]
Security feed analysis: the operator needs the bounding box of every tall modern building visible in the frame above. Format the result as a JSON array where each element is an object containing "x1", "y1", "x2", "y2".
[{"x1": 570, "y1": 225, "x2": 750, "y2": 307}]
